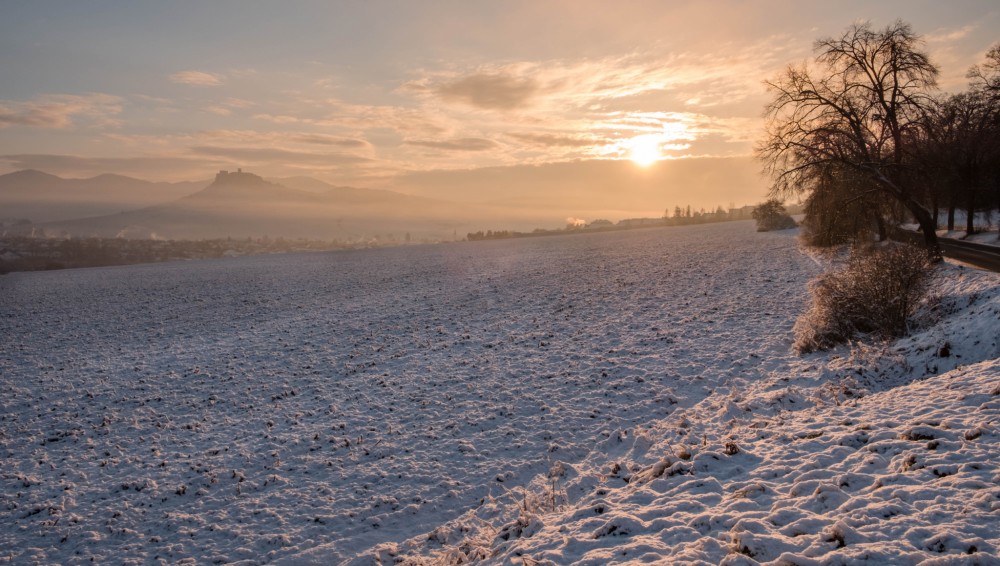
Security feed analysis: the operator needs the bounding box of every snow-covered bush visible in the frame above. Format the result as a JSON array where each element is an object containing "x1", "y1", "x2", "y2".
[
  {"x1": 752, "y1": 199, "x2": 797, "y2": 232},
  {"x1": 794, "y1": 243, "x2": 933, "y2": 352}
]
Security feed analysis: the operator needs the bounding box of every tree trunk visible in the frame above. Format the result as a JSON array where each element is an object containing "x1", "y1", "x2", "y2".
[
  {"x1": 966, "y1": 193, "x2": 976, "y2": 236},
  {"x1": 931, "y1": 194, "x2": 939, "y2": 230},
  {"x1": 901, "y1": 198, "x2": 941, "y2": 259},
  {"x1": 947, "y1": 202, "x2": 956, "y2": 231},
  {"x1": 875, "y1": 213, "x2": 887, "y2": 241}
]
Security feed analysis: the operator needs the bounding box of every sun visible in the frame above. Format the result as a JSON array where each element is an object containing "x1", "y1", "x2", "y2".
[{"x1": 628, "y1": 135, "x2": 662, "y2": 167}]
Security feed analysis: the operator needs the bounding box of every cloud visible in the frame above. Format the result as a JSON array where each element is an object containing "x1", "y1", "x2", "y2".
[
  {"x1": 435, "y1": 74, "x2": 539, "y2": 110},
  {"x1": 169, "y1": 70, "x2": 225, "y2": 86},
  {"x1": 290, "y1": 134, "x2": 369, "y2": 148},
  {"x1": 250, "y1": 98, "x2": 448, "y2": 138},
  {"x1": 252, "y1": 113, "x2": 306, "y2": 124},
  {"x1": 199, "y1": 130, "x2": 371, "y2": 149},
  {"x1": 90, "y1": 131, "x2": 375, "y2": 175},
  {"x1": 204, "y1": 97, "x2": 259, "y2": 115},
  {"x1": 0, "y1": 94, "x2": 123, "y2": 129},
  {"x1": 395, "y1": 43, "x2": 785, "y2": 158},
  {"x1": 0, "y1": 153, "x2": 217, "y2": 179},
  {"x1": 391, "y1": 53, "x2": 774, "y2": 165},
  {"x1": 223, "y1": 98, "x2": 256, "y2": 109},
  {"x1": 404, "y1": 138, "x2": 499, "y2": 151},
  {"x1": 133, "y1": 94, "x2": 175, "y2": 106},
  {"x1": 507, "y1": 133, "x2": 597, "y2": 147},
  {"x1": 189, "y1": 145, "x2": 373, "y2": 165},
  {"x1": 926, "y1": 25, "x2": 976, "y2": 44}
]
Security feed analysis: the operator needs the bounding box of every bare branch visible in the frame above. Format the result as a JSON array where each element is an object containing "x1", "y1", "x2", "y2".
[{"x1": 756, "y1": 20, "x2": 941, "y2": 251}]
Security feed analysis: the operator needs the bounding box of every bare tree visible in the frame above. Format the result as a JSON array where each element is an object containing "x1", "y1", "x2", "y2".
[
  {"x1": 967, "y1": 43, "x2": 1000, "y2": 95},
  {"x1": 757, "y1": 21, "x2": 941, "y2": 255}
]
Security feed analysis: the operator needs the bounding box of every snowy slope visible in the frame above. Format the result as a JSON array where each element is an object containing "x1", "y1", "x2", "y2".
[
  {"x1": 358, "y1": 262, "x2": 1000, "y2": 565},
  {"x1": 1, "y1": 220, "x2": 997, "y2": 565},
  {"x1": 412, "y1": 357, "x2": 999, "y2": 565}
]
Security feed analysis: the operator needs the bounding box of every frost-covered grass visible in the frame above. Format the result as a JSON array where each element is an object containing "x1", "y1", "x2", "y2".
[{"x1": 1, "y1": 220, "x2": 997, "y2": 565}]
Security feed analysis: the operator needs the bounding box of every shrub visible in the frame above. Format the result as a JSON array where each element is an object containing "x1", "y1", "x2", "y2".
[
  {"x1": 752, "y1": 199, "x2": 798, "y2": 232},
  {"x1": 794, "y1": 243, "x2": 933, "y2": 353}
]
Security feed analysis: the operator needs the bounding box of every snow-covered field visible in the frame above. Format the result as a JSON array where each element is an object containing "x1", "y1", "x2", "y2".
[{"x1": 1, "y1": 220, "x2": 997, "y2": 564}]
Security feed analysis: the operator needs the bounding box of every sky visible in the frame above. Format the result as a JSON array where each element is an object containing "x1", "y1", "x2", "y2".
[{"x1": 1, "y1": 1, "x2": 997, "y2": 215}]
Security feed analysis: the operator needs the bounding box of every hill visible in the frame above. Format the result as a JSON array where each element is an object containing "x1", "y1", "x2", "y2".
[
  {"x1": 35, "y1": 169, "x2": 505, "y2": 242},
  {"x1": 0, "y1": 169, "x2": 204, "y2": 223}
]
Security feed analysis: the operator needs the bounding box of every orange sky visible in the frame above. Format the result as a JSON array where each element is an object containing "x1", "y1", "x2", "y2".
[{"x1": 1, "y1": 1, "x2": 997, "y2": 216}]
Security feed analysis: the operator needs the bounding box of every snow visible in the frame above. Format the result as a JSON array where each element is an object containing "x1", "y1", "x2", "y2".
[
  {"x1": 904, "y1": 209, "x2": 1000, "y2": 247},
  {"x1": 1, "y1": 220, "x2": 997, "y2": 565}
]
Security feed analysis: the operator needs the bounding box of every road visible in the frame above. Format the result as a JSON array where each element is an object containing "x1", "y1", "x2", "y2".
[{"x1": 893, "y1": 230, "x2": 1000, "y2": 272}]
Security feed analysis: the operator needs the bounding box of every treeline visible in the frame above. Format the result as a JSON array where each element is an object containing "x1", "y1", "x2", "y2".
[
  {"x1": 662, "y1": 204, "x2": 765, "y2": 224},
  {"x1": 918, "y1": 65, "x2": 1000, "y2": 235},
  {"x1": 467, "y1": 203, "x2": 769, "y2": 241}
]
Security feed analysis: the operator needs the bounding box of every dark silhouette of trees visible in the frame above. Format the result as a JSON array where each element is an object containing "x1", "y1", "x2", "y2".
[
  {"x1": 758, "y1": 21, "x2": 941, "y2": 254},
  {"x1": 920, "y1": 90, "x2": 1000, "y2": 234},
  {"x1": 909, "y1": 43, "x2": 1000, "y2": 237},
  {"x1": 967, "y1": 43, "x2": 1000, "y2": 95},
  {"x1": 752, "y1": 199, "x2": 797, "y2": 232},
  {"x1": 964, "y1": 43, "x2": 1000, "y2": 234}
]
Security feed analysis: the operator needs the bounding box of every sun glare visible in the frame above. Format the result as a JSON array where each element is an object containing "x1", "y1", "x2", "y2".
[{"x1": 628, "y1": 135, "x2": 662, "y2": 167}]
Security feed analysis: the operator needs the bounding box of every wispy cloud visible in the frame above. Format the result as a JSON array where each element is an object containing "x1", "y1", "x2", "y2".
[
  {"x1": 433, "y1": 74, "x2": 539, "y2": 110},
  {"x1": 203, "y1": 97, "x2": 259, "y2": 116},
  {"x1": 251, "y1": 113, "x2": 305, "y2": 125},
  {"x1": 409, "y1": 47, "x2": 779, "y2": 114},
  {"x1": 926, "y1": 25, "x2": 977, "y2": 44},
  {"x1": 200, "y1": 129, "x2": 371, "y2": 149},
  {"x1": 169, "y1": 70, "x2": 225, "y2": 86},
  {"x1": 388, "y1": 39, "x2": 790, "y2": 166},
  {"x1": 404, "y1": 138, "x2": 499, "y2": 152},
  {"x1": 0, "y1": 94, "x2": 123, "y2": 129},
  {"x1": 189, "y1": 145, "x2": 372, "y2": 165},
  {"x1": 223, "y1": 97, "x2": 256, "y2": 109},
  {"x1": 290, "y1": 134, "x2": 369, "y2": 148},
  {"x1": 506, "y1": 133, "x2": 596, "y2": 147},
  {"x1": 251, "y1": 100, "x2": 448, "y2": 139}
]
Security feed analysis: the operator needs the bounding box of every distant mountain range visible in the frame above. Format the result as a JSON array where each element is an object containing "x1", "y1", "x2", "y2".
[
  {"x1": 0, "y1": 169, "x2": 515, "y2": 242},
  {"x1": 0, "y1": 169, "x2": 206, "y2": 223},
  {"x1": 0, "y1": 155, "x2": 770, "y2": 242}
]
